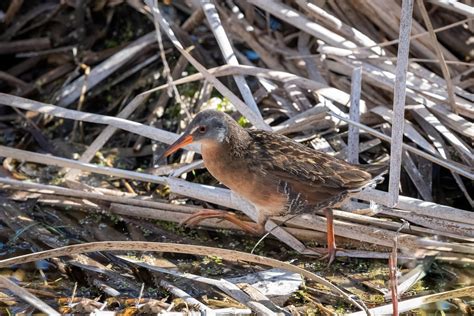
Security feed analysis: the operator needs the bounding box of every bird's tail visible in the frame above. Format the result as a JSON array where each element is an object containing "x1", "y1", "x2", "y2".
[
  {"x1": 353, "y1": 164, "x2": 388, "y2": 192},
  {"x1": 357, "y1": 163, "x2": 388, "y2": 191}
]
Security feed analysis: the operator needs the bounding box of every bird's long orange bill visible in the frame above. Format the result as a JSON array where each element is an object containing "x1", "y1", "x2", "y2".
[{"x1": 162, "y1": 134, "x2": 194, "y2": 157}]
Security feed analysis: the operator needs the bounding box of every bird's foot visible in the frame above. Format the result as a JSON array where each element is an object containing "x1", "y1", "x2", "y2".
[
  {"x1": 181, "y1": 209, "x2": 264, "y2": 235},
  {"x1": 315, "y1": 246, "x2": 337, "y2": 267},
  {"x1": 322, "y1": 208, "x2": 337, "y2": 266}
]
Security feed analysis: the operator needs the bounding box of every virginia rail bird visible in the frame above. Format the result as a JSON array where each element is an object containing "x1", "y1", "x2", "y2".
[{"x1": 162, "y1": 110, "x2": 386, "y2": 264}]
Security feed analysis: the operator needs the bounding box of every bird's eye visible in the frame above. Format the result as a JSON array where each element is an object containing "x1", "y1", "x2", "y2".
[{"x1": 198, "y1": 126, "x2": 207, "y2": 133}]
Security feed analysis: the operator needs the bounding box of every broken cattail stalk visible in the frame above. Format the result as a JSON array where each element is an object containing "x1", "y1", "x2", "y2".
[
  {"x1": 387, "y1": 0, "x2": 415, "y2": 207},
  {"x1": 348, "y1": 66, "x2": 362, "y2": 164}
]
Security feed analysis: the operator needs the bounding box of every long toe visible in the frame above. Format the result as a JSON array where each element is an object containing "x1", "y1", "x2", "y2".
[
  {"x1": 313, "y1": 247, "x2": 337, "y2": 266},
  {"x1": 180, "y1": 210, "x2": 264, "y2": 235},
  {"x1": 327, "y1": 247, "x2": 337, "y2": 266},
  {"x1": 179, "y1": 209, "x2": 226, "y2": 228}
]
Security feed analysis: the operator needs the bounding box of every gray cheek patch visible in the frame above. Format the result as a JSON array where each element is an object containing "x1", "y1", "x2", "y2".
[{"x1": 215, "y1": 129, "x2": 226, "y2": 142}]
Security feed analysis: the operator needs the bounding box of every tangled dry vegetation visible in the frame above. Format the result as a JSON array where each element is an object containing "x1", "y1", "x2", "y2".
[{"x1": 0, "y1": 0, "x2": 473, "y2": 315}]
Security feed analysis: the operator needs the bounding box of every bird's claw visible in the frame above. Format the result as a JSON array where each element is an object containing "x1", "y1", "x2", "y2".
[
  {"x1": 310, "y1": 246, "x2": 337, "y2": 266},
  {"x1": 320, "y1": 248, "x2": 337, "y2": 266}
]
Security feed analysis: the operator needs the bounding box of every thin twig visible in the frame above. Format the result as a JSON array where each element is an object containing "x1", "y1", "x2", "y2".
[
  {"x1": 72, "y1": 63, "x2": 90, "y2": 142},
  {"x1": 417, "y1": 0, "x2": 458, "y2": 114},
  {"x1": 388, "y1": 221, "x2": 408, "y2": 316}
]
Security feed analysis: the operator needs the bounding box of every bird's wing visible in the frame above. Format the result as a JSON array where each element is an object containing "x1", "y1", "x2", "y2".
[
  {"x1": 245, "y1": 131, "x2": 380, "y2": 213},
  {"x1": 247, "y1": 131, "x2": 372, "y2": 190}
]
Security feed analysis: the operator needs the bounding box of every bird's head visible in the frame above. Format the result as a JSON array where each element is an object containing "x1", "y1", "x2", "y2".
[{"x1": 162, "y1": 110, "x2": 230, "y2": 157}]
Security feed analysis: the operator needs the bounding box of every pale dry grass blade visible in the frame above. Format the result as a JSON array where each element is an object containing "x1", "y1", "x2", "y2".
[
  {"x1": 0, "y1": 276, "x2": 61, "y2": 316},
  {"x1": 382, "y1": 0, "x2": 412, "y2": 206},
  {"x1": 56, "y1": 33, "x2": 155, "y2": 107},
  {"x1": 0, "y1": 241, "x2": 368, "y2": 313},
  {"x1": 348, "y1": 66, "x2": 362, "y2": 164},
  {"x1": 427, "y1": 0, "x2": 474, "y2": 16},
  {"x1": 347, "y1": 286, "x2": 474, "y2": 315},
  {"x1": 200, "y1": 0, "x2": 261, "y2": 117},
  {"x1": 144, "y1": 0, "x2": 269, "y2": 131},
  {"x1": 249, "y1": 0, "x2": 358, "y2": 49}
]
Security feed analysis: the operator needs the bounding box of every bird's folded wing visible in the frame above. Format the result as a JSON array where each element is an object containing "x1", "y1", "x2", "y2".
[{"x1": 248, "y1": 130, "x2": 374, "y2": 191}]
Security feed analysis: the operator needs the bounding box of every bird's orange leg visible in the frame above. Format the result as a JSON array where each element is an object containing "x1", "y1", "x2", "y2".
[
  {"x1": 311, "y1": 209, "x2": 337, "y2": 264},
  {"x1": 181, "y1": 210, "x2": 265, "y2": 235},
  {"x1": 322, "y1": 208, "x2": 337, "y2": 265}
]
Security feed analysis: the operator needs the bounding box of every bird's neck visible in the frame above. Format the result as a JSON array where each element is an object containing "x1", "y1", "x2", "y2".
[
  {"x1": 224, "y1": 121, "x2": 252, "y2": 156},
  {"x1": 200, "y1": 121, "x2": 251, "y2": 159}
]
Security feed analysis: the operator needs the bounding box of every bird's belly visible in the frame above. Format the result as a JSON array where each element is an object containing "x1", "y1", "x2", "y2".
[{"x1": 202, "y1": 148, "x2": 287, "y2": 215}]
